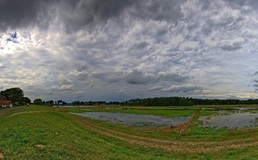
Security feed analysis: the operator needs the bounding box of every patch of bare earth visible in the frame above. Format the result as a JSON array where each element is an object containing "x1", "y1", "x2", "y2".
[
  {"x1": 0, "y1": 152, "x2": 4, "y2": 159},
  {"x1": 0, "y1": 107, "x2": 22, "y2": 115},
  {"x1": 36, "y1": 144, "x2": 45, "y2": 149},
  {"x1": 7, "y1": 111, "x2": 46, "y2": 117},
  {"x1": 72, "y1": 114, "x2": 258, "y2": 153}
]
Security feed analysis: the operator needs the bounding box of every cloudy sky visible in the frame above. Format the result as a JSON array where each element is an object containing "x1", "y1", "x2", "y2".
[{"x1": 1, "y1": 0, "x2": 258, "y2": 102}]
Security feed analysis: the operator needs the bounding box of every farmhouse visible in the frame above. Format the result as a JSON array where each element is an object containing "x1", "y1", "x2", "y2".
[{"x1": 0, "y1": 95, "x2": 13, "y2": 107}]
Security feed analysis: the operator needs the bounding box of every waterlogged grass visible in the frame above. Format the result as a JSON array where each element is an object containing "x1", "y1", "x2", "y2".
[
  {"x1": 64, "y1": 106, "x2": 196, "y2": 117},
  {"x1": 97, "y1": 109, "x2": 196, "y2": 117},
  {"x1": 0, "y1": 105, "x2": 257, "y2": 159},
  {"x1": 64, "y1": 105, "x2": 258, "y2": 117}
]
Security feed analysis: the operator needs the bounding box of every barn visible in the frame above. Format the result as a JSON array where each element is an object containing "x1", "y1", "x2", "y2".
[{"x1": 0, "y1": 95, "x2": 13, "y2": 107}]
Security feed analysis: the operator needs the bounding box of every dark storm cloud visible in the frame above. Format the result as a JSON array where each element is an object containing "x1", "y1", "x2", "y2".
[
  {"x1": 57, "y1": 0, "x2": 187, "y2": 32},
  {"x1": 2, "y1": 0, "x2": 258, "y2": 101},
  {"x1": 132, "y1": 0, "x2": 186, "y2": 23},
  {"x1": 59, "y1": 0, "x2": 136, "y2": 32},
  {"x1": 0, "y1": 0, "x2": 56, "y2": 31},
  {"x1": 0, "y1": 0, "x2": 135, "y2": 32},
  {"x1": 0, "y1": 0, "x2": 186, "y2": 32}
]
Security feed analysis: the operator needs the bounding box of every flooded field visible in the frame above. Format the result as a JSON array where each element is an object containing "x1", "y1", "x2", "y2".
[
  {"x1": 74, "y1": 112, "x2": 190, "y2": 128},
  {"x1": 200, "y1": 112, "x2": 258, "y2": 129},
  {"x1": 70, "y1": 106, "x2": 258, "y2": 129}
]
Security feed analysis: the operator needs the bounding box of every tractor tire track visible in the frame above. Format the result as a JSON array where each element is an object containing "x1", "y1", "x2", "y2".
[{"x1": 71, "y1": 115, "x2": 258, "y2": 153}]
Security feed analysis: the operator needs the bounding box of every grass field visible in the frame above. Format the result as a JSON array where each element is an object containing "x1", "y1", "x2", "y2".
[{"x1": 0, "y1": 105, "x2": 257, "y2": 159}]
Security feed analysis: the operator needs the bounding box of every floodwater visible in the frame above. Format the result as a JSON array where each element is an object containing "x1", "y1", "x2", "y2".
[
  {"x1": 54, "y1": 105, "x2": 95, "y2": 108},
  {"x1": 74, "y1": 112, "x2": 190, "y2": 128},
  {"x1": 200, "y1": 112, "x2": 258, "y2": 129}
]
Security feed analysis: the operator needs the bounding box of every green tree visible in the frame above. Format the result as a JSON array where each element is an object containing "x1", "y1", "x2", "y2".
[
  {"x1": 34, "y1": 98, "x2": 43, "y2": 105},
  {"x1": 23, "y1": 97, "x2": 31, "y2": 104},
  {"x1": 0, "y1": 87, "x2": 24, "y2": 106}
]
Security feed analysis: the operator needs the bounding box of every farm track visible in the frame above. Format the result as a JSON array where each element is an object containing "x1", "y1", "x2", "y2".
[
  {"x1": 72, "y1": 115, "x2": 258, "y2": 153},
  {"x1": 7, "y1": 110, "x2": 47, "y2": 117},
  {"x1": 0, "y1": 107, "x2": 21, "y2": 115}
]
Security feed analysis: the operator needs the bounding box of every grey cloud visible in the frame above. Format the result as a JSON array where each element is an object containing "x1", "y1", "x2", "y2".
[
  {"x1": 2, "y1": 0, "x2": 258, "y2": 102},
  {"x1": 60, "y1": 79, "x2": 72, "y2": 85},
  {"x1": 224, "y1": 0, "x2": 258, "y2": 11},
  {"x1": 84, "y1": 0, "x2": 135, "y2": 21},
  {"x1": 52, "y1": 79, "x2": 73, "y2": 92},
  {"x1": 164, "y1": 84, "x2": 202, "y2": 93},
  {"x1": 148, "y1": 86, "x2": 163, "y2": 91},
  {"x1": 58, "y1": 0, "x2": 136, "y2": 32},
  {"x1": 0, "y1": 0, "x2": 55, "y2": 31},
  {"x1": 125, "y1": 70, "x2": 189, "y2": 85},
  {"x1": 133, "y1": 0, "x2": 186, "y2": 23},
  {"x1": 0, "y1": 0, "x2": 135, "y2": 32},
  {"x1": 107, "y1": 74, "x2": 122, "y2": 83},
  {"x1": 132, "y1": 42, "x2": 149, "y2": 50},
  {"x1": 254, "y1": 79, "x2": 258, "y2": 88},
  {"x1": 220, "y1": 42, "x2": 242, "y2": 51},
  {"x1": 0, "y1": 0, "x2": 187, "y2": 32},
  {"x1": 74, "y1": 63, "x2": 88, "y2": 72},
  {"x1": 77, "y1": 72, "x2": 88, "y2": 81},
  {"x1": 157, "y1": 72, "x2": 189, "y2": 83},
  {"x1": 125, "y1": 70, "x2": 156, "y2": 84}
]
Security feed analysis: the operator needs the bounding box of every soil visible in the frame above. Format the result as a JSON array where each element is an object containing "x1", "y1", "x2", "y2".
[
  {"x1": 0, "y1": 152, "x2": 3, "y2": 159},
  {"x1": 72, "y1": 115, "x2": 258, "y2": 153},
  {"x1": 0, "y1": 107, "x2": 19, "y2": 115}
]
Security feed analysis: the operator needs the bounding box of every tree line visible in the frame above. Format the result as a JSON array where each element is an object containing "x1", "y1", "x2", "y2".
[
  {"x1": 2, "y1": 87, "x2": 258, "y2": 107},
  {"x1": 31, "y1": 97, "x2": 258, "y2": 106},
  {"x1": 122, "y1": 97, "x2": 258, "y2": 106}
]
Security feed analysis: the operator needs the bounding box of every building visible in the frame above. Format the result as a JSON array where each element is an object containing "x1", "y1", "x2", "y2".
[{"x1": 0, "y1": 95, "x2": 13, "y2": 107}]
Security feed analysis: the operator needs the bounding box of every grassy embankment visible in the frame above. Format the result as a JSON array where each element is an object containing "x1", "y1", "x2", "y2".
[{"x1": 0, "y1": 105, "x2": 257, "y2": 159}]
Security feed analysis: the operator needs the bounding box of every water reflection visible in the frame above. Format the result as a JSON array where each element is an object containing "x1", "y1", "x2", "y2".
[
  {"x1": 200, "y1": 113, "x2": 258, "y2": 129},
  {"x1": 74, "y1": 112, "x2": 189, "y2": 128}
]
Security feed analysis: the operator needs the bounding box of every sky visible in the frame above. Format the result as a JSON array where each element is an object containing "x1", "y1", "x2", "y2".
[{"x1": 1, "y1": 0, "x2": 258, "y2": 102}]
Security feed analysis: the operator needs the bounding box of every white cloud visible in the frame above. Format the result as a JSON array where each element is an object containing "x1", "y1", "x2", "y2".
[{"x1": 1, "y1": 0, "x2": 258, "y2": 102}]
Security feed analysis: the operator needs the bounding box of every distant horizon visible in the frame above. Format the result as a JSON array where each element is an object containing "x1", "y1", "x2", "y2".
[
  {"x1": 36, "y1": 95, "x2": 258, "y2": 104},
  {"x1": 1, "y1": 0, "x2": 258, "y2": 102}
]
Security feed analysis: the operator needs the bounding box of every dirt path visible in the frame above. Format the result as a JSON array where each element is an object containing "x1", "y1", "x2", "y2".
[
  {"x1": 72, "y1": 115, "x2": 258, "y2": 153},
  {"x1": 7, "y1": 110, "x2": 47, "y2": 117},
  {"x1": 0, "y1": 107, "x2": 20, "y2": 115}
]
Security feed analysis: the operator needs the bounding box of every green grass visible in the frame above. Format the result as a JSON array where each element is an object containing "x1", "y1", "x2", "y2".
[
  {"x1": 0, "y1": 106, "x2": 169, "y2": 159},
  {"x1": 0, "y1": 105, "x2": 257, "y2": 159}
]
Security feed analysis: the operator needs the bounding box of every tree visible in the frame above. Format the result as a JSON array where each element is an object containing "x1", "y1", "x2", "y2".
[
  {"x1": 46, "y1": 100, "x2": 54, "y2": 105},
  {"x1": 0, "y1": 87, "x2": 24, "y2": 106},
  {"x1": 23, "y1": 97, "x2": 31, "y2": 104},
  {"x1": 57, "y1": 100, "x2": 67, "y2": 105},
  {"x1": 34, "y1": 98, "x2": 43, "y2": 105}
]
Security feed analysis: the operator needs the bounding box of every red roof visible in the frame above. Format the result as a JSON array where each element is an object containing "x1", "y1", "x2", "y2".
[{"x1": 0, "y1": 100, "x2": 12, "y2": 105}]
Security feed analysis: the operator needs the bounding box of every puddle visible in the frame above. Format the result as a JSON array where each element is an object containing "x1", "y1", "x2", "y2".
[
  {"x1": 74, "y1": 112, "x2": 190, "y2": 128},
  {"x1": 200, "y1": 113, "x2": 258, "y2": 129}
]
